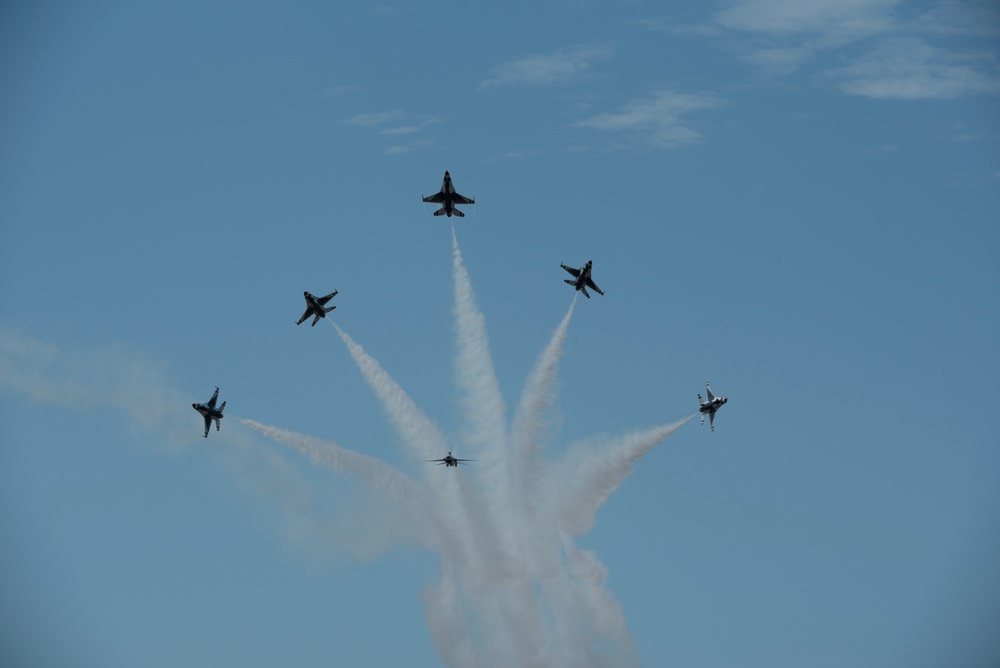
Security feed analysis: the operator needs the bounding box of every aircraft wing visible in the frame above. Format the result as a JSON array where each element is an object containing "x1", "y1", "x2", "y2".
[
  {"x1": 423, "y1": 193, "x2": 445, "y2": 203},
  {"x1": 203, "y1": 414, "x2": 212, "y2": 437},
  {"x1": 453, "y1": 194, "x2": 474, "y2": 205},
  {"x1": 207, "y1": 387, "x2": 219, "y2": 409},
  {"x1": 705, "y1": 384, "x2": 715, "y2": 402},
  {"x1": 585, "y1": 277, "x2": 604, "y2": 295},
  {"x1": 561, "y1": 264, "x2": 581, "y2": 277},
  {"x1": 708, "y1": 411, "x2": 716, "y2": 431},
  {"x1": 318, "y1": 291, "x2": 338, "y2": 305},
  {"x1": 297, "y1": 308, "x2": 312, "y2": 325}
]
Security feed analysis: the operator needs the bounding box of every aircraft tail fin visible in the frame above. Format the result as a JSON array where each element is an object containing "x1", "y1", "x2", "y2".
[
  {"x1": 219, "y1": 401, "x2": 226, "y2": 413},
  {"x1": 324, "y1": 306, "x2": 336, "y2": 314},
  {"x1": 450, "y1": 209, "x2": 465, "y2": 218},
  {"x1": 433, "y1": 207, "x2": 447, "y2": 216},
  {"x1": 564, "y1": 279, "x2": 575, "y2": 286}
]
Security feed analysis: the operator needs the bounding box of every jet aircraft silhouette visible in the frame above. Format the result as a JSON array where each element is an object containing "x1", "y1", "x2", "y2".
[
  {"x1": 296, "y1": 290, "x2": 338, "y2": 326},
  {"x1": 561, "y1": 260, "x2": 604, "y2": 298},
  {"x1": 698, "y1": 381, "x2": 728, "y2": 431},
  {"x1": 192, "y1": 387, "x2": 226, "y2": 438},
  {"x1": 426, "y1": 451, "x2": 475, "y2": 467},
  {"x1": 422, "y1": 171, "x2": 475, "y2": 217}
]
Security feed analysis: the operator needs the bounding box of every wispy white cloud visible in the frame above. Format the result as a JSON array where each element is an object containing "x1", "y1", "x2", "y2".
[
  {"x1": 385, "y1": 139, "x2": 437, "y2": 155},
  {"x1": 575, "y1": 90, "x2": 722, "y2": 149},
  {"x1": 741, "y1": 46, "x2": 814, "y2": 76},
  {"x1": 910, "y1": 0, "x2": 1000, "y2": 38},
  {"x1": 480, "y1": 44, "x2": 613, "y2": 91},
  {"x1": 345, "y1": 110, "x2": 442, "y2": 154},
  {"x1": 634, "y1": 17, "x2": 722, "y2": 37},
  {"x1": 344, "y1": 109, "x2": 408, "y2": 128},
  {"x1": 834, "y1": 38, "x2": 1000, "y2": 99},
  {"x1": 713, "y1": 0, "x2": 901, "y2": 39},
  {"x1": 647, "y1": 0, "x2": 1000, "y2": 100},
  {"x1": 707, "y1": 0, "x2": 902, "y2": 75}
]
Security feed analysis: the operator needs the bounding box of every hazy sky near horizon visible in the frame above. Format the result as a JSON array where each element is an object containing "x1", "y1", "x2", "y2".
[{"x1": 2, "y1": 2, "x2": 999, "y2": 666}]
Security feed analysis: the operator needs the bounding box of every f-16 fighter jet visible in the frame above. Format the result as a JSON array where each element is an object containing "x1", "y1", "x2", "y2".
[
  {"x1": 192, "y1": 387, "x2": 226, "y2": 438},
  {"x1": 426, "y1": 451, "x2": 475, "y2": 467},
  {"x1": 698, "y1": 381, "x2": 728, "y2": 431},
  {"x1": 422, "y1": 170, "x2": 475, "y2": 217},
  {"x1": 296, "y1": 290, "x2": 338, "y2": 326},
  {"x1": 561, "y1": 260, "x2": 604, "y2": 298}
]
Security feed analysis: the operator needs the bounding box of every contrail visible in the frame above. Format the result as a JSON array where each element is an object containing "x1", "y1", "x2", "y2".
[
  {"x1": 332, "y1": 322, "x2": 449, "y2": 462},
  {"x1": 3, "y1": 244, "x2": 701, "y2": 666},
  {"x1": 236, "y1": 417, "x2": 436, "y2": 542},
  {"x1": 449, "y1": 230, "x2": 557, "y2": 666},
  {"x1": 556, "y1": 415, "x2": 695, "y2": 537},
  {"x1": 331, "y1": 320, "x2": 511, "y2": 590},
  {"x1": 449, "y1": 229, "x2": 522, "y2": 564},
  {"x1": 510, "y1": 296, "x2": 577, "y2": 512},
  {"x1": 451, "y1": 226, "x2": 507, "y2": 457}
]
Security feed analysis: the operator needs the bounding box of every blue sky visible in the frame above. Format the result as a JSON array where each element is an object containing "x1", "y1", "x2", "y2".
[{"x1": 1, "y1": 1, "x2": 998, "y2": 666}]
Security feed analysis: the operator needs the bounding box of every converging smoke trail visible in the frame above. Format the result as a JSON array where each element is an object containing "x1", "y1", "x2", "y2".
[
  {"x1": 331, "y1": 321, "x2": 506, "y2": 590},
  {"x1": 557, "y1": 415, "x2": 695, "y2": 537},
  {"x1": 511, "y1": 296, "x2": 577, "y2": 506},
  {"x1": 449, "y1": 229, "x2": 565, "y2": 667},
  {"x1": 237, "y1": 418, "x2": 437, "y2": 547},
  {"x1": 332, "y1": 322, "x2": 449, "y2": 462},
  {"x1": 451, "y1": 226, "x2": 507, "y2": 456}
]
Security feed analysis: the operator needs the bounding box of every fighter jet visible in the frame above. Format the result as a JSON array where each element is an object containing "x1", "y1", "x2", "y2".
[
  {"x1": 698, "y1": 381, "x2": 728, "y2": 432},
  {"x1": 296, "y1": 290, "x2": 338, "y2": 326},
  {"x1": 425, "y1": 451, "x2": 475, "y2": 467},
  {"x1": 422, "y1": 170, "x2": 475, "y2": 217},
  {"x1": 561, "y1": 260, "x2": 605, "y2": 298},
  {"x1": 192, "y1": 387, "x2": 226, "y2": 438}
]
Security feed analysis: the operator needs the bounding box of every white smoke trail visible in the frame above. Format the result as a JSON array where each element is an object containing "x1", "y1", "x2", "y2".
[
  {"x1": 556, "y1": 415, "x2": 695, "y2": 537},
  {"x1": 424, "y1": 564, "x2": 480, "y2": 667},
  {"x1": 450, "y1": 225, "x2": 507, "y2": 456},
  {"x1": 447, "y1": 230, "x2": 556, "y2": 666},
  {"x1": 0, "y1": 329, "x2": 192, "y2": 449},
  {"x1": 332, "y1": 322, "x2": 449, "y2": 462},
  {"x1": 510, "y1": 297, "x2": 577, "y2": 510},
  {"x1": 2, "y1": 244, "x2": 700, "y2": 666},
  {"x1": 331, "y1": 320, "x2": 514, "y2": 609},
  {"x1": 237, "y1": 417, "x2": 436, "y2": 547}
]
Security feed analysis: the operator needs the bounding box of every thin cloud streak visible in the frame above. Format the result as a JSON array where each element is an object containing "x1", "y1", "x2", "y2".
[
  {"x1": 575, "y1": 90, "x2": 722, "y2": 149},
  {"x1": 480, "y1": 44, "x2": 613, "y2": 91},
  {"x1": 835, "y1": 37, "x2": 1000, "y2": 99},
  {"x1": 713, "y1": 0, "x2": 901, "y2": 38}
]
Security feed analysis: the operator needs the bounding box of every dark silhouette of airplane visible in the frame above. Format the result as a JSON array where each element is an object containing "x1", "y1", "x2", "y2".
[
  {"x1": 296, "y1": 290, "x2": 338, "y2": 326},
  {"x1": 422, "y1": 171, "x2": 475, "y2": 217},
  {"x1": 698, "y1": 381, "x2": 728, "y2": 431},
  {"x1": 560, "y1": 260, "x2": 604, "y2": 298},
  {"x1": 426, "y1": 451, "x2": 475, "y2": 467},
  {"x1": 192, "y1": 387, "x2": 226, "y2": 438}
]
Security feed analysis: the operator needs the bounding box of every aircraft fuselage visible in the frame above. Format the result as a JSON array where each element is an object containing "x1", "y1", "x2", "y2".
[
  {"x1": 304, "y1": 293, "x2": 325, "y2": 314},
  {"x1": 699, "y1": 398, "x2": 726, "y2": 415},
  {"x1": 423, "y1": 171, "x2": 473, "y2": 217},
  {"x1": 193, "y1": 403, "x2": 223, "y2": 420}
]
